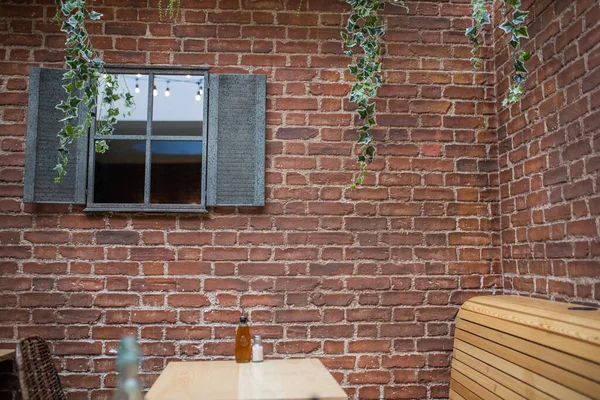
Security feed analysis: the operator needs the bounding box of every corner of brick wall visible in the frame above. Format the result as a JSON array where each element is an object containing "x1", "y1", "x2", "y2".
[{"x1": 495, "y1": 0, "x2": 600, "y2": 304}]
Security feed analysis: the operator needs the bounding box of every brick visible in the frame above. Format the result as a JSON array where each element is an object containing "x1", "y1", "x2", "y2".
[
  {"x1": 167, "y1": 294, "x2": 211, "y2": 307},
  {"x1": 131, "y1": 310, "x2": 176, "y2": 324},
  {"x1": 443, "y1": 86, "x2": 484, "y2": 99},
  {"x1": 165, "y1": 327, "x2": 211, "y2": 340},
  {"x1": 20, "y1": 293, "x2": 66, "y2": 307},
  {"x1": 57, "y1": 310, "x2": 102, "y2": 324},
  {"x1": 349, "y1": 340, "x2": 391, "y2": 353},
  {"x1": 559, "y1": 97, "x2": 588, "y2": 125},
  {"x1": 55, "y1": 342, "x2": 102, "y2": 356},
  {"x1": 276, "y1": 127, "x2": 317, "y2": 139},
  {"x1": 94, "y1": 294, "x2": 139, "y2": 307},
  {"x1": 276, "y1": 341, "x2": 320, "y2": 354},
  {"x1": 543, "y1": 166, "x2": 569, "y2": 185}
]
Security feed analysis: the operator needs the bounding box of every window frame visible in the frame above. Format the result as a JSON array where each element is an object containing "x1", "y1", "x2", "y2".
[{"x1": 85, "y1": 65, "x2": 210, "y2": 213}]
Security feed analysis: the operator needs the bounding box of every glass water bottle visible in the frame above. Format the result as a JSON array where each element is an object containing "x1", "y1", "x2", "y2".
[{"x1": 112, "y1": 336, "x2": 144, "y2": 400}]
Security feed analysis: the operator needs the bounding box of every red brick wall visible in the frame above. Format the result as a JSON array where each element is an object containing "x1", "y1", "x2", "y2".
[
  {"x1": 1, "y1": 0, "x2": 502, "y2": 399},
  {"x1": 495, "y1": 0, "x2": 600, "y2": 304}
]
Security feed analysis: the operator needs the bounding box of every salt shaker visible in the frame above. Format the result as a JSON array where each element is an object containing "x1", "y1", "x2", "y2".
[{"x1": 252, "y1": 335, "x2": 264, "y2": 362}]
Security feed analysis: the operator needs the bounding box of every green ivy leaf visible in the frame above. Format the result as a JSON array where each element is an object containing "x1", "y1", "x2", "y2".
[
  {"x1": 513, "y1": 25, "x2": 529, "y2": 39},
  {"x1": 513, "y1": 74, "x2": 526, "y2": 84},
  {"x1": 507, "y1": 0, "x2": 522, "y2": 8},
  {"x1": 513, "y1": 59, "x2": 527, "y2": 73},
  {"x1": 358, "y1": 132, "x2": 371, "y2": 144},
  {"x1": 512, "y1": 9, "x2": 529, "y2": 24},
  {"x1": 88, "y1": 10, "x2": 103, "y2": 20},
  {"x1": 518, "y1": 50, "x2": 532, "y2": 61},
  {"x1": 499, "y1": 20, "x2": 515, "y2": 33},
  {"x1": 56, "y1": 101, "x2": 70, "y2": 112},
  {"x1": 66, "y1": 15, "x2": 78, "y2": 27}
]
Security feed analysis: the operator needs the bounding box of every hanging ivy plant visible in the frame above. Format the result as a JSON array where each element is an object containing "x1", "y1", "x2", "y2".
[
  {"x1": 158, "y1": 0, "x2": 181, "y2": 21},
  {"x1": 466, "y1": 0, "x2": 530, "y2": 107},
  {"x1": 342, "y1": 0, "x2": 408, "y2": 188},
  {"x1": 52, "y1": 0, "x2": 133, "y2": 182},
  {"x1": 465, "y1": 0, "x2": 492, "y2": 69}
]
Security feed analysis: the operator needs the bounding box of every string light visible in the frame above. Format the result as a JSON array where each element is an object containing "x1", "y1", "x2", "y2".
[
  {"x1": 129, "y1": 75, "x2": 206, "y2": 100},
  {"x1": 195, "y1": 82, "x2": 203, "y2": 101}
]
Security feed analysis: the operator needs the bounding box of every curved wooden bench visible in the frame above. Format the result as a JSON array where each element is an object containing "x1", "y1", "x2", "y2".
[{"x1": 450, "y1": 296, "x2": 600, "y2": 400}]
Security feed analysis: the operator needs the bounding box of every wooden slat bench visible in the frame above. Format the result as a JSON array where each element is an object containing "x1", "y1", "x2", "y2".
[{"x1": 450, "y1": 296, "x2": 600, "y2": 400}]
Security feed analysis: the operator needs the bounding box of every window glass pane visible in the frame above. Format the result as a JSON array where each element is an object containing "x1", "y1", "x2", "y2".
[
  {"x1": 94, "y1": 140, "x2": 145, "y2": 203},
  {"x1": 97, "y1": 74, "x2": 148, "y2": 136},
  {"x1": 150, "y1": 141, "x2": 202, "y2": 204},
  {"x1": 152, "y1": 74, "x2": 204, "y2": 136}
]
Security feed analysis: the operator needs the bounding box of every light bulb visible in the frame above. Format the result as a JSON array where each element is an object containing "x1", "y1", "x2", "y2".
[
  {"x1": 195, "y1": 82, "x2": 203, "y2": 101},
  {"x1": 136, "y1": 73, "x2": 142, "y2": 78},
  {"x1": 165, "y1": 88, "x2": 170, "y2": 97},
  {"x1": 135, "y1": 85, "x2": 140, "y2": 94},
  {"x1": 186, "y1": 74, "x2": 191, "y2": 78},
  {"x1": 153, "y1": 86, "x2": 157, "y2": 96}
]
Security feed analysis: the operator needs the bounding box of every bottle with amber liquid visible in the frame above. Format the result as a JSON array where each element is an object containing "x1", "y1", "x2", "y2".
[{"x1": 235, "y1": 314, "x2": 251, "y2": 363}]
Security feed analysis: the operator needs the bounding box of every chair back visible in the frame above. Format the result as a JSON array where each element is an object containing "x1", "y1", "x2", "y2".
[{"x1": 16, "y1": 336, "x2": 66, "y2": 400}]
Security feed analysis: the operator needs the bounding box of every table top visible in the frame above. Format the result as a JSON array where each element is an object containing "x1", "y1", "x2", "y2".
[
  {"x1": 0, "y1": 349, "x2": 15, "y2": 362},
  {"x1": 146, "y1": 358, "x2": 347, "y2": 400}
]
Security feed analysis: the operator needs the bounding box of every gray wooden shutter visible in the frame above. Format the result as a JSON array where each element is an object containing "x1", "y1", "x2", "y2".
[
  {"x1": 24, "y1": 67, "x2": 88, "y2": 204},
  {"x1": 206, "y1": 74, "x2": 266, "y2": 206}
]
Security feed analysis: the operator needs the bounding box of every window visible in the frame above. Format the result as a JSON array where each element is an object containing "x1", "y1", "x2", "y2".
[
  {"x1": 88, "y1": 67, "x2": 208, "y2": 212},
  {"x1": 23, "y1": 67, "x2": 266, "y2": 211}
]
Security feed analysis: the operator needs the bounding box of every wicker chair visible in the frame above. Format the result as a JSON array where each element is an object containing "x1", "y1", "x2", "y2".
[{"x1": 15, "y1": 336, "x2": 65, "y2": 400}]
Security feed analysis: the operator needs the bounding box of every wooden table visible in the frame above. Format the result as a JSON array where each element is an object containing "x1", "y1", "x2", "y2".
[
  {"x1": 146, "y1": 358, "x2": 347, "y2": 400},
  {"x1": 0, "y1": 348, "x2": 15, "y2": 362}
]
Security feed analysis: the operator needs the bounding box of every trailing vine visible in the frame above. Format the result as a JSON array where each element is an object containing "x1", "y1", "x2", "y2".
[
  {"x1": 342, "y1": 0, "x2": 408, "y2": 188},
  {"x1": 465, "y1": 0, "x2": 492, "y2": 69},
  {"x1": 158, "y1": 0, "x2": 181, "y2": 21},
  {"x1": 467, "y1": 0, "x2": 531, "y2": 107},
  {"x1": 52, "y1": 0, "x2": 133, "y2": 182}
]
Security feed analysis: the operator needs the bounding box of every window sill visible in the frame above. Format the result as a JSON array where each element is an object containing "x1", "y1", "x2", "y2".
[{"x1": 84, "y1": 205, "x2": 208, "y2": 213}]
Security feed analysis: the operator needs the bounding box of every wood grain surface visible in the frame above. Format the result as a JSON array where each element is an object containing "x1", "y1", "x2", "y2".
[
  {"x1": 450, "y1": 295, "x2": 600, "y2": 400},
  {"x1": 0, "y1": 348, "x2": 15, "y2": 362},
  {"x1": 146, "y1": 358, "x2": 347, "y2": 400}
]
